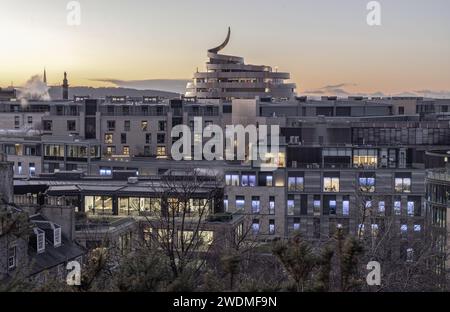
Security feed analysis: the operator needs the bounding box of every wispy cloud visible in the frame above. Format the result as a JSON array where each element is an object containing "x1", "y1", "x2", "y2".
[{"x1": 90, "y1": 78, "x2": 190, "y2": 94}]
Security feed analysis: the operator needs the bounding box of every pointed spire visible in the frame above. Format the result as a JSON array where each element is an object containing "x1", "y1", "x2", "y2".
[
  {"x1": 208, "y1": 27, "x2": 231, "y2": 54},
  {"x1": 43, "y1": 68, "x2": 47, "y2": 84}
]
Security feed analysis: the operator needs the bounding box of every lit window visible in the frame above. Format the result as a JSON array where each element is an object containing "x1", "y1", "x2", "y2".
[
  {"x1": 236, "y1": 196, "x2": 245, "y2": 210},
  {"x1": 266, "y1": 175, "x2": 273, "y2": 187},
  {"x1": 123, "y1": 146, "x2": 130, "y2": 156},
  {"x1": 156, "y1": 146, "x2": 166, "y2": 157},
  {"x1": 324, "y1": 177, "x2": 339, "y2": 192},
  {"x1": 269, "y1": 197, "x2": 275, "y2": 215},
  {"x1": 287, "y1": 199, "x2": 295, "y2": 216},
  {"x1": 293, "y1": 220, "x2": 300, "y2": 231},
  {"x1": 225, "y1": 174, "x2": 240, "y2": 186},
  {"x1": 414, "y1": 224, "x2": 421, "y2": 232},
  {"x1": 359, "y1": 177, "x2": 375, "y2": 192},
  {"x1": 343, "y1": 199, "x2": 350, "y2": 216},
  {"x1": 251, "y1": 196, "x2": 260, "y2": 214},
  {"x1": 252, "y1": 219, "x2": 260, "y2": 234},
  {"x1": 401, "y1": 224, "x2": 408, "y2": 234},
  {"x1": 371, "y1": 224, "x2": 379, "y2": 237},
  {"x1": 378, "y1": 201, "x2": 385, "y2": 215},
  {"x1": 358, "y1": 224, "x2": 365, "y2": 236},
  {"x1": 269, "y1": 220, "x2": 275, "y2": 235},
  {"x1": 104, "y1": 133, "x2": 113, "y2": 144},
  {"x1": 223, "y1": 196, "x2": 229, "y2": 212},
  {"x1": 288, "y1": 176, "x2": 304, "y2": 192},
  {"x1": 394, "y1": 201, "x2": 401, "y2": 215},
  {"x1": 313, "y1": 198, "x2": 321, "y2": 216},
  {"x1": 29, "y1": 163, "x2": 36, "y2": 177},
  {"x1": 353, "y1": 149, "x2": 378, "y2": 167},
  {"x1": 407, "y1": 201, "x2": 415, "y2": 216},
  {"x1": 17, "y1": 162, "x2": 22, "y2": 175},
  {"x1": 329, "y1": 200, "x2": 337, "y2": 215},
  {"x1": 395, "y1": 177, "x2": 411, "y2": 193},
  {"x1": 241, "y1": 174, "x2": 256, "y2": 187}
]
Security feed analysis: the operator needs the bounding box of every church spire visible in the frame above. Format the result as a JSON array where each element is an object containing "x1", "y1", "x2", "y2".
[{"x1": 43, "y1": 68, "x2": 47, "y2": 84}]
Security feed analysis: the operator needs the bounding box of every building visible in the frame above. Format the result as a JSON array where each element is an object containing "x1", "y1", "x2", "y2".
[{"x1": 185, "y1": 28, "x2": 296, "y2": 100}]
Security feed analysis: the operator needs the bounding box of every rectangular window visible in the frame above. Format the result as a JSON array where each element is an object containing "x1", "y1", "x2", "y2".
[
  {"x1": 269, "y1": 196, "x2": 275, "y2": 215},
  {"x1": 252, "y1": 219, "x2": 260, "y2": 234},
  {"x1": 395, "y1": 176, "x2": 412, "y2": 193},
  {"x1": 407, "y1": 201, "x2": 415, "y2": 217},
  {"x1": 158, "y1": 120, "x2": 166, "y2": 131},
  {"x1": 236, "y1": 196, "x2": 245, "y2": 210},
  {"x1": 54, "y1": 227, "x2": 61, "y2": 247},
  {"x1": 224, "y1": 195, "x2": 229, "y2": 212},
  {"x1": 106, "y1": 146, "x2": 115, "y2": 156},
  {"x1": 343, "y1": 197, "x2": 350, "y2": 216},
  {"x1": 359, "y1": 176, "x2": 375, "y2": 193},
  {"x1": 269, "y1": 220, "x2": 275, "y2": 235},
  {"x1": 8, "y1": 246, "x2": 16, "y2": 270},
  {"x1": 324, "y1": 177, "x2": 340, "y2": 192},
  {"x1": 104, "y1": 133, "x2": 113, "y2": 144},
  {"x1": 121, "y1": 133, "x2": 127, "y2": 144},
  {"x1": 107, "y1": 120, "x2": 116, "y2": 131},
  {"x1": 29, "y1": 163, "x2": 36, "y2": 177},
  {"x1": 329, "y1": 200, "x2": 337, "y2": 215},
  {"x1": 394, "y1": 200, "x2": 401, "y2": 215},
  {"x1": 414, "y1": 224, "x2": 422, "y2": 232},
  {"x1": 225, "y1": 174, "x2": 240, "y2": 186},
  {"x1": 27, "y1": 116, "x2": 33, "y2": 124},
  {"x1": 241, "y1": 174, "x2": 256, "y2": 187},
  {"x1": 378, "y1": 201, "x2": 385, "y2": 215},
  {"x1": 157, "y1": 133, "x2": 165, "y2": 144},
  {"x1": 67, "y1": 120, "x2": 76, "y2": 131},
  {"x1": 287, "y1": 196, "x2": 295, "y2": 216},
  {"x1": 266, "y1": 175, "x2": 273, "y2": 187},
  {"x1": 43, "y1": 120, "x2": 52, "y2": 131},
  {"x1": 141, "y1": 120, "x2": 148, "y2": 131},
  {"x1": 14, "y1": 116, "x2": 20, "y2": 128},
  {"x1": 124, "y1": 120, "x2": 130, "y2": 131},
  {"x1": 156, "y1": 146, "x2": 166, "y2": 157},
  {"x1": 145, "y1": 133, "x2": 151, "y2": 144},
  {"x1": 251, "y1": 196, "x2": 260, "y2": 214},
  {"x1": 288, "y1": 176, "x2": 304, "y2": 191},
  {"x1": 313, "y1": 195, "x2": 321, "y2": 216},
  {"x1": 123, "y1": 146, "x2": 130, "y2": 156},
  {"x1": 293, "y1": 218, "x2": 300, "y2": 231}
]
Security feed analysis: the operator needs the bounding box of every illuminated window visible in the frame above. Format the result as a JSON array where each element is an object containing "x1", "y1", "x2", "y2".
[
  {"x1": 224, "y1": 196, "x2": 229, "y2": 212},
  {"x1": 251, "y1": 196, "x2": 260, "y2": 214},
  {"x1": 252, "y1": 219, "x2": 260, "y2": 234},
  {"x1": 236, "y1": 196, "x2": 245, "y2": 210},
  {"x1": 314, "y1": 196, "x2": 321, "y2": 216},
  {"x1": 343, "y1": 198, "x2": 350, "y2": 216},
  {"x1": 269, "y1": 220, "x2": 275, "y2": 235},
  {"x1": 414, "y1": 224, "x2": 421, "y2": 232},
  {"x1": 241, "y1": 174, "x2": 256, "y2": 187},
  {"x1": 266, "y1": 175, "x2": 273, "y2": 186},
  {"x1": 156, "y1": 146, "x2": 166, "y2": 157},
  {"x1": 359, "y1": 175, "x2": 375, "y2": 192},
  {"x1": 371, "y1": 224, "x2": 379, "y2": 237},
  {"x1": 378, "y1": 201, "x2": 385, "y2": 215},
  {"x1": 269, "y1": 196, "x2": 275, "y2": 215},
  {"x1": 123, "y1": 146, "x2": 130, "y2": 156},
  {"x1": 225, "y1": 174, "x2": 239, "y2": 186},
  {"x1": 324, "y1": 177, "x2": 339, "y2": 192},
  {"x1": 407, "y1": 201, "x2": 415, "y2": 216},
  {"x1": 287, "y1": 197, "x2": 295, "y2": 216},
  {"x1": 394, "y1": 200, "x2": 401, "y2": 215},
  {"x1": 395, "y1": 175, "x2": 411, "y2": 193},
  {"x1": 353, "y1": 149, "x2": 378, "y2": 167},
  {"x1": 104, "y1": 133, "x2": 113, "y2": 144}
]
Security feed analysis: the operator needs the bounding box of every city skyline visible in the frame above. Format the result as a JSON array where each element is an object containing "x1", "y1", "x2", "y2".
[{"x1": 1, "y1": 0, "x2": 450, "y2": 97}]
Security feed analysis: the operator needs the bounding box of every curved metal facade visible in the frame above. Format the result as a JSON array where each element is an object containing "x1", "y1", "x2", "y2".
[{"x1": 185, "y1": 28, "x2": 296, "y2": 100}]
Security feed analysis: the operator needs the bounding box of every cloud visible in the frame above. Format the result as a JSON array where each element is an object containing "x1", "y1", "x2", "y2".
[{"x1": 91, "y1": 78, "x2": 190, "y2": 94}]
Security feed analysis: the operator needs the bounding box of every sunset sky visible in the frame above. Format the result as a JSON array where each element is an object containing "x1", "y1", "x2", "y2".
[{"x1": 1, "y1": 0, "x2": 450, "y2": 97}]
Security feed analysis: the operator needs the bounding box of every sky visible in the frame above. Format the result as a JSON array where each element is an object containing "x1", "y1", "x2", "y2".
[{"x1": 1, "y1": 0, "x2": 450, "y2": 97}]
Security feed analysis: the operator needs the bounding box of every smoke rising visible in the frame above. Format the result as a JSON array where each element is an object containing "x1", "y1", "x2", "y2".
[{"x1": 18, "y1": 75, "x2": 51, "y2": 106}]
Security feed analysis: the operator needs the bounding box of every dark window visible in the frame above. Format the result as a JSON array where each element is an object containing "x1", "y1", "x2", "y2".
[
  {"x1": 121, "y1": 133, "x2": 127, "y2": 144},
  {"x1": 146, "y1": 133, "x2": 151, "y2": 144},
  {"x1": 67, "y1": 120, "x2": 76, "y2": 131},
  {"x1": 43, "y1": 120, "x2": 52, "y2": 131},
  {"x1": 107, "y1": 120, "x2": 115, "y2": 131},
  {"x1": 398, "y1": 107, "x2": 405, "y2": 115},
  {"x1": 157, "y1": 133, "x2": 165, "y2": 144},
  {"x1": 124, "y1": 120, "x2": 130, "y2": 131}
]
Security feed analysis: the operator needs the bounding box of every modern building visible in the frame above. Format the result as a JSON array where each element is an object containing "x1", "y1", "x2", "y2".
[{"x1": 185, "y1": 28, "x2": 296, "y2": 100}]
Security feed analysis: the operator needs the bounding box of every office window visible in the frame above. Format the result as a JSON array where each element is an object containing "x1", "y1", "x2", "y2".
[
  {"x1": 223, "y1": 195, "x2": 229, "y2": 212},
  {"x1": 27, "y1": 116, "x2": 33, "y2": 124},
  {"x1": 401, "y1": 224, "x2": 408, "y2": 235},
  {"x1": 121, "y1": 133, "x2": 127, "y2": 144},
  {"x1": 287, "y1": 196, "x2": 295, "y2": 216},
  {"x1": 353, "y1": 149, "x2": 378, "y2": 167},
  {"x1": 314, "y1": 196, "x2": 321, "y2": 216},
  {"x1": 359, "y1": 175, "x2": 375, "y2": 193},
  {"x1": 293, "y1": 219, "x2": 300, "y2": 231},
  {"x1": 107, "y1": 120, "x2": 115, "y2": 131},
  {"x1": 371, "y1": 224, "x2": 379, "y2": 237},
  {"x1": 43, "y1": 120, "x2": 52, "y2": 131},
  {"x1": 251, "y1": 196, "x2": 260, "y2": 214},
  {"x1": 378, "y1": 201, "x2": 385, "y2": 215},
  {"x1": 343, "y1": 197, "x2": 350, "y2": 216},
  {"x1": 288, "y1": 176, "x2": 304, "y2": 191},
  {"x1": 124, "y1": 120, "x2": 130, "y2": 131},
  {"x1": 269, "y1": 196, "x2": 275, "y2": 215},
  {"x1": 399, "y1": 106, "x2": 405, "y2": 115},
  {"x1": 324, "y1": 177, "x2": 339, "y2": 192},
  {"x1": 156, "y1": 146, "x2": 166, "y2": 157},
  {"x1": 100, "y1": 167, "x2": 112, "y2": 176},
  {"x1": 144, "y1": 146, "x2": 151, "y2": 156},
  {"x1": 266, "y1": 175, "x2": 273, "y2": 187},
  {"x1": 225, "y1": 174, "x2": 239, "y2": 186},
  {"x1": 407, "y1": 201, "x2": 415, "y2": 217},
  {"x1": 269, "y1": 220, "x2": 275, "y2": 235},
  {"x1": 414, "y1": 224, "x2": 422, "y2": 232},
  {"x1": 8, "y1": 246, "x2": 16, "y2": 270},
  {"x1": 29, "y1": 163, "x2": 36, "y2": 177},
  {"x1": 242, "y1": 174, "x2": 256, "y2": 187},
  {"x1": 104, "y1": 133, "x2": 113, "y2": 144},
  {"x1": 67, "y1": 120, "x2": 76, "y2": 131},
  {"x1": 394, "y1": 200, "x2": 401, "y2": 215},
  {"x1": 158, "y1": 120, "x2": 166, "y2": 131},
  {"x1": 157, "y1": 133, "x2": 165, "y2": 144},
  {"x1": 141, "y1": 120, "x2": 148, "y2": 131},
  {"x1": 84, "y1": 196, "x2": 113, "y2": 215},
  {"x1": 17, "y1": 162, "x2": 22, "y2": 175},
  {"x1": 235, "y1": 196, "x2": 245, "y2": 210},
  {"x1": 106, "y1": 146, "x2": 115, "y2": 156},
  {"x1": 123, "y1": 146, "x2": 130, "y2": 156},
  {"x1": 14, "y1": 116, "x2": 20, "y2": 128},
  {"x1": 329, "y1": 200, "x2": 337, "y2": 215},
  {"x1": 252, "y1": 219, "x2": 260, "y2": 234},
  {"x1": 395, "y1": 175, "x2": 411, "y2": 193},
  {"x1": 145, "y1": 133, "x2": 151, "y2": 144}
]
